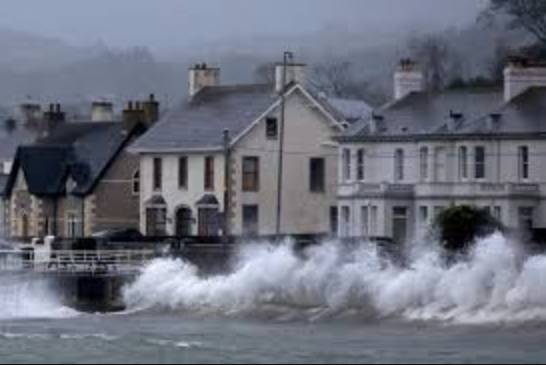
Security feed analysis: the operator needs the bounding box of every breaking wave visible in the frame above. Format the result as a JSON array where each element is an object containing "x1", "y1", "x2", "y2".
[
  {"x1": 0, "y1": 275, "x2": 78, "y2": 320},
  {"x1": 123, "y1": 233, "x2": 546, "y2": 324}
]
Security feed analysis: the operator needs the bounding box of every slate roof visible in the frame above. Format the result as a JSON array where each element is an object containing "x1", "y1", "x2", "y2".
[
  {"x1": 6, "y1": 121, "x2": 139, "y2": 197},
  {"x1": 131, "y1": 84, "x2": 279, "y2": 152},
  {"x1": 0, "y1": 125, "x2": 37, "y2": 160},
  {"x1": 461, "y1": 87, "x2": 546, "y2": 135},
  {"x1": 324, "y1": 97, "x2": 373, "y2": 124},
  {"x1": 130, "y1": 83, "x2": 349, "y2": 153},
  {"x1": 345, "y1": 88, "x2": 503, "y2": 139}
]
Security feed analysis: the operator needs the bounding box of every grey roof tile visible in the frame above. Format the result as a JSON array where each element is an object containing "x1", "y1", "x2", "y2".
[{"x1": 131, "y1": 84, "x2": 278, "y2": 152}]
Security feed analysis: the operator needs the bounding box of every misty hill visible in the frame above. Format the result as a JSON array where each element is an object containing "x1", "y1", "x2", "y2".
[{"x1": 0, "y1": 22, "x2": 527, "y2": 111}]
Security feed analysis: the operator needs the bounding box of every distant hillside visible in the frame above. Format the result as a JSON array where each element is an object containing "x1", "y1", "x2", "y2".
[{"x1": 0, "y1": 22, "x2": 527, "y2": 111}]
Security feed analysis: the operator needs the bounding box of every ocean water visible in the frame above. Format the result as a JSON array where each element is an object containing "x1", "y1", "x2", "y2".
[{"x1": 2, "y1": 233, "x2": 546, "y2": 364}]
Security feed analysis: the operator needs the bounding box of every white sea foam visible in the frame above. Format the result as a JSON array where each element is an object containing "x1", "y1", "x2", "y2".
[
  {"x1": 123, "y1": 233, "x2": 546, "y2": 324},
  {"x1": 0, "y1": 275, "x2": 78, "y2": 320}
]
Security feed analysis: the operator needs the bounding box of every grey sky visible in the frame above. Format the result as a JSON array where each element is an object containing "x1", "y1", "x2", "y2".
[{"x1": 0, "y1": 0, "x2": 484, "y2": 50}]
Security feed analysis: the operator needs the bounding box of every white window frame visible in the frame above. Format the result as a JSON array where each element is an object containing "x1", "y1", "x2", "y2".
[
  {"x1": 518, "y1": 146, "x2": 530, "y2": 181},
  {"x1": 342, "y1": 148, "x2": 352, "y2": 181},
  {"x1": 474, "y1": 146, "x2": 486, "y2": 180},
  {"x1": 394, "y1": 149, "x2": 405, "y2": 182},
  {"x1": 419, "y1": 147, "x2": 429, "y2": 181},
  {"x1": 459, "y1": 146, "x2": 468, "y2": 180},
  {"x1": 357, "y1": 149, "x2": 366, "y2": 181},
  {"x1": 132, "y1": 169, "x2": 140, "y2": 196}
]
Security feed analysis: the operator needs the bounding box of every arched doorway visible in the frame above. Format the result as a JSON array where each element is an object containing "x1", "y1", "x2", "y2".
[{"x1": 175, "y1": 206, "x2": 193, "y2": 237}]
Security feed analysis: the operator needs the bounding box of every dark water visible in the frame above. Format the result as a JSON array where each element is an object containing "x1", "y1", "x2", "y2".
[{"x1": 1, "y1": 314, "x2": 546, "y2": 364}]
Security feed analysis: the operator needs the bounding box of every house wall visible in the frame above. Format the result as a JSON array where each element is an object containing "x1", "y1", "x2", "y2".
[
  {"x1": 337, "y1": 138, "x2": 546, "y2": 242},
  {"x1": 137, "y1": 88, "x2": 342, "y2": 237},
  {"x1": 139, "y1": 152, "x2": 225, "y2": 235},
  {"x1": 92, "y1": 151, "x2": 140, "y2": 234},
  {"x1": 231, "y1": 90, "x2": 339, "y2": 235}
]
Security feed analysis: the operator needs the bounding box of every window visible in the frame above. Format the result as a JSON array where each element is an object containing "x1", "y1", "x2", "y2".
[
  {"x1": 419, "y1": 147, "x2": 429, "y2": 181},
  {"x1": 361, "y1": 206, "x2": 369, "y2": 237},
  {"x1": 341, "y1": 206, "x2": 351, "y2": 237},
  {"x1": 310, "y1": 158, "x2": 325, "y2": 192},
  {"x1": 419, "y1": 206, "x2": 429, "y2": 224},
  {"x1": 153, "y1": 158, "x2": 162, "y2": 191},
  {"x1": 66, "y1": 213, "x2": 82, "y2": 238},
  {"x1": 266, "y1": 117, "x2": 278, "y2": 139},
  {"x1": 357, "y1": 149, "x2": 366, "y2": 181},
  {"x1": 434, "y1": 147, "x2": 447, "y2": 182},
  {"x1": 459, "y1": 146, "x2": 468, "y2": 180},
  {"x1": 518, "y1": 207, "x2": 534, "y2": 230},
  {"x1": 475, "y1": 146, "x2": 486, "y2": 179},
  {"x1": 178, "y1": 157, "x2": 188, "y2": 189},
  {"x1": 518, "y1": 146, "x2": 529, "y2": 180},
  {"x1": 132, "y1": 170, "x2": 140, "y2": 195},
  {"x1": 242, "y1": 205, "x2": 259, "y2": 236},
  {"x1": 370, "y1": 206, "x2": 378, "y2": 236},
  {"x1": 146, "y1": 207, "x2": 167, "y2": 236},
  {"x1": 330, "y1": 206, "x2": 338, "y2": 235},
  {"x1": 394, "y1": 149, "x2": 405, "y2": 182},
  {"x1": 342, "y1": 148, "x2": 351, "y2": 181},
  {"x1": 204, "y1": 156, "x2": 215, "y2": 191},
  {"x1": 242, "y1": 156, "x2": 260, "y2": 192}
]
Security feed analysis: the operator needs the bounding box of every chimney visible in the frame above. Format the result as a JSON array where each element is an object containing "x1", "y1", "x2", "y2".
[
  {"x1": 504, "y1": 57, "x2": 546, "y2": 102},
  {"x1": 91, "y1": 101, "x2": 114, "y2": 122},
  {"x1": 142, "y1": 94, "x2": 160, "y2": 125},
  {"x1": 188, "y1": 63, "x2": 220, "y2": 97},
  {"x1": 394, "y1": 59, "x2": 425, "y2": 100},
  {"x1": 274, "y1": 62, "x2": 306, "y2": 93},
  {"x1": 19, "y1": 103, "x2": 42, "y2": 126},
  {"x1": 448, "y1": 110, "x2": 464, "y2": 131},
  {"x1": 42, "y1": 103, "x2": 65, "y2": 136},
  {"x1": 123, "y1": 101, "x2": 143, "y2": 132}
]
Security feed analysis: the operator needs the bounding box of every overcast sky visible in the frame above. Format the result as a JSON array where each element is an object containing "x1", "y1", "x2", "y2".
[{"x1": 0, "y1": 0, "x2": 485, "y2": 49}]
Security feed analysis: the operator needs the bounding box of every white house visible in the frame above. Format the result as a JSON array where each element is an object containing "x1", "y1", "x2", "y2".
[
  {"x1": 130, "y1": 62, "x2": 371, "y2": 237},
  {"x1": 337, "y1": 58, "x2": 546, "y2": 244}
]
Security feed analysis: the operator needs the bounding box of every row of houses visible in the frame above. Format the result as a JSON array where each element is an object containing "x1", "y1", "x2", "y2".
[{"x1": 2, "y1": 56, "x2": 546, "y2": 244}]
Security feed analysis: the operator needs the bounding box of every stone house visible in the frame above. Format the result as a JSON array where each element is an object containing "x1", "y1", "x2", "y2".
[{"x1": 5, "y1": 96, "x2": 159, "y2": 240}]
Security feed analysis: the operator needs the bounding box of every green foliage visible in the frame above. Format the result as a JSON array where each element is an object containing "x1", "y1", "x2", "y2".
[{"x1": 434, "y1": 205, "x2": 503, "y2": 252}]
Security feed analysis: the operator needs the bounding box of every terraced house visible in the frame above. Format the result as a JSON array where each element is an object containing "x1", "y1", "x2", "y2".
[
  {"x1": 5, "y1": 97, "x2": 159, "y2": 239},
  {"x1": 130, "y1": 62, "x2": 371, "y2": 237},
  {"x1": 337, "y1": 58, "x2": 546, "y2": 244}
]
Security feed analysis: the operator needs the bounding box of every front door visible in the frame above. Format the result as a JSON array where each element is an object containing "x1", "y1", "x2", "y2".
[
  {"x1": 175, "y1": 207, "x2": 193, "y2": 236},
  {"x1": 242, "y1": 205, "x2": 259, "y2": 236},
  {"x1": 392, "y1": 207, "x2": 408, "y2": 245},
  {"x1": 198, "y1": 207, "x2": 219, "y2": 237}
]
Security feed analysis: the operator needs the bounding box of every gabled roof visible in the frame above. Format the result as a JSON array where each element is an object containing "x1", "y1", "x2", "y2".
[
  {"x1": 5, "y1": 121, "x2": 141, "y2": 197},
  {"x1": 130, "y1": 83, "x2": 347, "y2": 153},
  {"x1": 130, "y1": 84, "x2": 278, "y2": 153}
]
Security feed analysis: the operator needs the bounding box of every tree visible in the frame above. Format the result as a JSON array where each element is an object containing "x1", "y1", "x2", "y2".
[
  {"x1": 407, "y1": 34, "x2": 462, "y2": 91},
  {"x1": 485, "y1": 0, "x2": 546, "y2": 46},
  {"x1": 434, "y1": 205, "x2": 503, "y2": 252},
  {"x1": 310, "y1": 60, "x2": 387, "y2": 105}
]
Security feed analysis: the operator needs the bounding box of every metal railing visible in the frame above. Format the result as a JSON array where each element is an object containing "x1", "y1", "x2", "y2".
[{"x1": 0, "y1": 250, "x2": 157, "y2": 276}]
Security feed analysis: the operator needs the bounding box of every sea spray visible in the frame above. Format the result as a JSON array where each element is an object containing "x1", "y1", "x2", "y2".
[
  {"x1": 0, "y1": 275, "x2": 77, "y2": 320},
  {"x1": 123, "y1": 233, "x2": 546, "y2": 324}
]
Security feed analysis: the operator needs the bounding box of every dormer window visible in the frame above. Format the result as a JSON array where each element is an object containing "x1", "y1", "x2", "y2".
[{"x1": 266, "y1": 117, "x2": 278, "y2": 139}]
